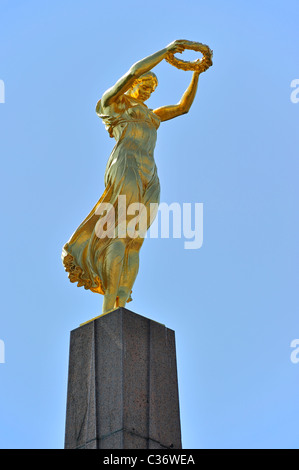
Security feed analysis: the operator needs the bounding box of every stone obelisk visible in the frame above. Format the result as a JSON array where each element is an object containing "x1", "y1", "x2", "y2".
[{"x1": 64, "y1": 307, "x2": 182, "y2": 449}]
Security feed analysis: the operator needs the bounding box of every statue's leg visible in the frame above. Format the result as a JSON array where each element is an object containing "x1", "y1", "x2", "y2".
[
  {"x1": 101, "y1": 239, "x2": 126, "y2": 314},
  {"x1": 117, "y1": 237, "x2": 144, "y2": 307}
]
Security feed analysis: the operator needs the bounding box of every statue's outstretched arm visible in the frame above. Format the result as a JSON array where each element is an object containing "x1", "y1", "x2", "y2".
[
  {"x1": 153, "y1": 70, "x2": 201, "y2": 122},
  {"x1": 100, "y1": 41, "x2": 186, "y2": 109}
]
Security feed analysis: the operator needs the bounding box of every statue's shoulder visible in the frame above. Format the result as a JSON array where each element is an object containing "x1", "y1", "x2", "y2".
[{"x1": 96, "y1": 94, "x2": 129, "y2": 117}]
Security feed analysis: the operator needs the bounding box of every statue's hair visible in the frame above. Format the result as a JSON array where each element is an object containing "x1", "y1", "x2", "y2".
[{"x1": 129, "y1": 71, "x2": 158, "y2": 92}]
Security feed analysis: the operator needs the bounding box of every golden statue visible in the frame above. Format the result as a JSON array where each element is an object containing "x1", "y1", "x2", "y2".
[{"x1": 62, "y1": 40, "x2": 213, "y2": 315}]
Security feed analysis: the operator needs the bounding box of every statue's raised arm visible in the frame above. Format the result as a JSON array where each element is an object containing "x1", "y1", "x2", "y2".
[
  {"x1": 153, "y1": 41, "x2": 213, "y2": 121},
  {"x1": 100, "y1": 40, "x2": 187, "y2": 109}
]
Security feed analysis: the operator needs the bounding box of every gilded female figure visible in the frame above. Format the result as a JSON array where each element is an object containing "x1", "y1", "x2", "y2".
[{"x1": 62, "y1": 40, "x2": 212, "y2": 314}]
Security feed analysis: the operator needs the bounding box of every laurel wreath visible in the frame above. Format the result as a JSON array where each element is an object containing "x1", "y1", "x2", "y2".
[{"x1": 165, "y1": 41, "x2": 213, "y2": 73}]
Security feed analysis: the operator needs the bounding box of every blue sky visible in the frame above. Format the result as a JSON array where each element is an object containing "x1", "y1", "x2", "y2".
[{"x1": 0, "y1": 0, "x2": 298, "y2": 449}]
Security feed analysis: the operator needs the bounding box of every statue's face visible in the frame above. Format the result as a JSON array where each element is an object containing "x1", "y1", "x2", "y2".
[{"x1": 130, "y1": 79, "x2": 156, "y2": 102}]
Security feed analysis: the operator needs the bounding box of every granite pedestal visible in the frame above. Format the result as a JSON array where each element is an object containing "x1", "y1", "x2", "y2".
[{"x1": 64, "y1": 307, "x2": 182, "y2": 449}]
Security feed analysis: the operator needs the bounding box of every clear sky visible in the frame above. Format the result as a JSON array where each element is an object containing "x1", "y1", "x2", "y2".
[{"x1": 0, "y1": 0, "x2": 298, "y2": 449}]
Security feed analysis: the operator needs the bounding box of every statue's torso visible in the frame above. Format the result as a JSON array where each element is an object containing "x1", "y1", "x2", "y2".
[{"x1": 98, "y1": 95, "x2": 161, "y2": 188}]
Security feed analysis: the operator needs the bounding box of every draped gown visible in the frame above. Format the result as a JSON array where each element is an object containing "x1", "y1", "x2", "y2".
[{"x1": 61, "y1": 93, "x2": 161, "y2": 301}]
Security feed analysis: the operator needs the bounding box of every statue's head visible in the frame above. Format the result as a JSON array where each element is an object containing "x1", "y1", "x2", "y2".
[{"x1": 127, "y1": 71, "x2": 158, "y2": 102}]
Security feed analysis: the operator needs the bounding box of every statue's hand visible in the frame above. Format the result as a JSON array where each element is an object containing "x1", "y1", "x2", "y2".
[
  {"x1": 166, "y1": 40, "x2": 187, "y2": 54},
  {"x1": 194, "y1": 55, "x2": 213, "y2": 74}
]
